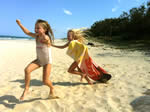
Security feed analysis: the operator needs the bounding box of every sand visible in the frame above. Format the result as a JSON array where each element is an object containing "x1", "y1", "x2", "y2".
[{"x1": 0, "y1": 39, "x2": 150, "y2": 112}]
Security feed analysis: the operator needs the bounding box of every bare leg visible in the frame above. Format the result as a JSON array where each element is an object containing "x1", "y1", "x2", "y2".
[
  {"x1": 20, "y1": 60, "x2": 40, "y2": 101},
  {"x1": 68, "y1": 61, "x2": 93, "y2": 85},
  {"x1": 77, "y1": 66, "x2": 91, "y2": 83},
  {"x1": 76, "y1": 66, "x2": 87, "y2": 81},
  {"x1": 43, "y1": 64, "x2": 59, "y2": 99}
]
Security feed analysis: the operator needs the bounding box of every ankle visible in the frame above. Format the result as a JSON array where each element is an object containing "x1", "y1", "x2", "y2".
[{"x1": 24, "y1": 87, "x2": 29, "y2": 91}]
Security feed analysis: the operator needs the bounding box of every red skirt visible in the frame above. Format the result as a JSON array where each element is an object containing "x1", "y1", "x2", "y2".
[{"x1": 80, "y1": 56, "x2": 111, "y2": 82}]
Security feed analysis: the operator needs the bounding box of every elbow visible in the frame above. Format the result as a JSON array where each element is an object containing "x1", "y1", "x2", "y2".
[
  {"x1": 24, "y1": 31, "x2": 29, "y2": 35},
  {"x1": 61, "y1": 46, "x2": 66, "y2": 49}
]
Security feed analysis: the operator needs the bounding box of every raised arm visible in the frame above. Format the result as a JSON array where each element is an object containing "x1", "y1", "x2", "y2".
[
  {"x1": 51, "y1": 41, "x2": 70, "y2": 49},
  {"x1": 16, "y1": 19, "x2": 36, "y2": 38}
]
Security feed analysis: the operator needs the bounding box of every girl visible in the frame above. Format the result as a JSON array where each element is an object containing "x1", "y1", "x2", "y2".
[
  {"x1": 52, "y1": 29, "x2": 93, "y2": 85},
  {"x1": 16, "y1": 19, "x2": 58, "y2": 100},
  {"x1": 52, "y1": 29, "x2": 111, "y2": 84}
]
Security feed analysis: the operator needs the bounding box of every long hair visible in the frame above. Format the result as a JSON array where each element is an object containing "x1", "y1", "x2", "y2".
[
  {"x1": 36, "y1": 19, "x2": 54, "y2": 43},
  {"x1": 68, "y1": 29, "x2": 86, "y2": 43}
]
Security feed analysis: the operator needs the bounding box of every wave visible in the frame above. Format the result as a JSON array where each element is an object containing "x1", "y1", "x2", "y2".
[{"x1": 0, "y1": 35, "x2": 33, "y2": 40}]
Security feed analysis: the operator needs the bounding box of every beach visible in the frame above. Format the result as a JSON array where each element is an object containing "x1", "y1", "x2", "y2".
[{"x1": 0, "y1": 39, "x2": 150, "y2": 112}]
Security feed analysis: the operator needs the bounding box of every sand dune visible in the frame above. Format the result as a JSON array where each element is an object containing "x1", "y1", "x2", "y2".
[{"x1": 0, "y1": 39, "x2": 150, "y2": 112}]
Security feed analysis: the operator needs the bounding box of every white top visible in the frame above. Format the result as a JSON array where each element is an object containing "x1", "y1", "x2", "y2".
[{"x1": 36, "y1": 39, "x2": 52, "y2": 66}]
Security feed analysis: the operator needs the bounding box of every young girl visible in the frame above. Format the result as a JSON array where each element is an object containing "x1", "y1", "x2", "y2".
[
  {"x1": 52, "y1": 29, "x2": 93, "y2": 84},
  {"x1": 16, "y1": 19, "x2": 58, "y2": 100},
  {"x1": 52, "y1": 29, "x2": 111, "y2": 85}
]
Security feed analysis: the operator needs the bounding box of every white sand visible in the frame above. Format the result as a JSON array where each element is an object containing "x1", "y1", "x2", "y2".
[{"x1": 0, "y1": 39, "x2": 150, "y2": 112}]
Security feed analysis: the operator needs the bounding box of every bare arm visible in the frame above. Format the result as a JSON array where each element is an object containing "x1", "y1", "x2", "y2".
[
  {"x1": 51, "y1": 41, "x2": 70, "y2": 49},
  {"x1": 16, "y1": 19, "x2": 36, "y2": 38},
  {"x1": 40, "y1": 34, "x2": 51, "y2": 46}
]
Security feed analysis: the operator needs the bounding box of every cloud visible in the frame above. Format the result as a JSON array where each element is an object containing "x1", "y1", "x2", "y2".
[
  {"x1": 112, "y1": 0, "x2": 121, "y2": 12},
  {"x1": 112, "y1": 6, "x2": 119, "y2": 12},
  {"x1": 63, "y1": 9, "x2": 72, "y2": 15}
]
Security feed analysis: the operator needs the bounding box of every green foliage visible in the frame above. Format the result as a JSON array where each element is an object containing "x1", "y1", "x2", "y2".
[{"x1": 86, "y1": 1, "x2": 150, "y2": 41}]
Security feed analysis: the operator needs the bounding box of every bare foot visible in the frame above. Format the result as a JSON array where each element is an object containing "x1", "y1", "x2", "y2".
[
  {"x1": 87, "y1": 81, "x2": 93, "y2": 85},
  {"x1": 80, "y1": 74, "x2": 87, "y2": 82},
  {"x1": 20, "y1": 89, "x2": 29, "y2": 101},
  {"x1": 48, "y1": 94, "x2": 59, "y2": 99},
  {"x1": 84, "y1": 76, "x2": 93, "y2": 85}
]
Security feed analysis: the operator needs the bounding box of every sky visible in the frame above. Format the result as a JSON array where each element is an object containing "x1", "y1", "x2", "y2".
[{"x1": 0, "y1": 0, "x2": 148, "y2": 38}]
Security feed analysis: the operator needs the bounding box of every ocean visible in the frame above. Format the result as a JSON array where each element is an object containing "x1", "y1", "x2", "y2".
[
  {"x1": 0, "y1": 35, "x2": 62, "y2": 40},
  {"x1": 0, "y1": 35, "x2": 33, "y2": 40}
]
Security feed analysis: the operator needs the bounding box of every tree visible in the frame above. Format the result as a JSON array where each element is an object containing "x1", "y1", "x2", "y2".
[{"x1": 87, "y1": 1, "x2": 150, "y2": 41}]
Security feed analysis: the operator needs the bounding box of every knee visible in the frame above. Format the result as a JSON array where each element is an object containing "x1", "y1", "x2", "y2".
[
  {"x1": 68, "y1": 68, "x2": 72, "y2": 73},
  {"x1": 24, "y1": 68, "x2": 31, "y2": 74}
]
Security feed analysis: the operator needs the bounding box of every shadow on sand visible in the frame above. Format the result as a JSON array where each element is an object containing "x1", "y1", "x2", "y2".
[
  {"x1": 130, "y1": 89, "x2": 150, "y2": 112},
  {"x1": 2, "y1": 78, "x2": 107, "y2": 110},
  {"x1": 53, "y1": 81, "x2": 90, "y2": 86},
  {"x1": 11, "y1": 79, "x2": 95, "y2": 88},
  {"x1": 10, "y1": 79, "x2": 43, "y2": 88},
  {"x1": 0, "y1": 95, "x2": 19, "y2": 109},
  {"x1": 0, "y1": 94, "x2": 50, "y2": 109}
]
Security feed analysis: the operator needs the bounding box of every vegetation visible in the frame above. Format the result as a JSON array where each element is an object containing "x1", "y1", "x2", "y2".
[{"x1": 84, "y1": 1, "x2": 150, "y2": 50}]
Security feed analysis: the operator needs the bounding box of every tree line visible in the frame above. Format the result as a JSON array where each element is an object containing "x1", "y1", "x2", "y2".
[{"x1": 86, "y1": 1, "x2": 150, "y2": 41}]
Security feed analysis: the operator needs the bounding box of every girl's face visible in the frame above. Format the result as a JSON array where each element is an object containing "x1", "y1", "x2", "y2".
[
  {"x1": 67, "y1": 31, "x2": 74, "y2": 41},
  {"x1": 35, "y1": 23, "x2": 46, "y2": 35}
]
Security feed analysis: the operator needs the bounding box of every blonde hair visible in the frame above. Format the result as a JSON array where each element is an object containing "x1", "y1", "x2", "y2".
[
  {"x1": 68, "y1": 29, "x2": 86, "y2": 43},
  {"x1": 36, "y1": 19, "x2": 54, "y2": 43}
]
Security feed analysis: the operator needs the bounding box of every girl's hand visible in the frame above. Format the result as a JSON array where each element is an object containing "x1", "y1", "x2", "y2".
[
  {"x1": 16, "y1": 19, "x2": 21, "y2": 25},
  {"x1": 40, "y1": 35, "x2": 50, "y2": 45},
  {"x1": 51, "y1": 43, "x2": 55, "y2": 47}
]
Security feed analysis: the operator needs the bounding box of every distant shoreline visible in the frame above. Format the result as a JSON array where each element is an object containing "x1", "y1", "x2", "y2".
[
  {"x1": 0, "y1": 35, "x2": 64, "y2": 40},
  {"x1": 0, "y1": 35, "x2": 33, "y2": 40}
]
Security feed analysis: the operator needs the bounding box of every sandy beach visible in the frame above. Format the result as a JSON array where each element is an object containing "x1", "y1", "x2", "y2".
[{"x1": 0, "y1": 39, "x2": 150, "y2": 112}]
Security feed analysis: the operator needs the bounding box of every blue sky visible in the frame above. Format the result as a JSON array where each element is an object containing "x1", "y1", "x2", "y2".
[{"x1": 0, "y1": 0, "x2": 148, "y2": 38}]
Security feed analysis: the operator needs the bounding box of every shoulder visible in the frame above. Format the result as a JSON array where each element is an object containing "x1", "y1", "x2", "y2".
[{"x1": 44, "y1": 35, "x2": 50, "y2": 40}]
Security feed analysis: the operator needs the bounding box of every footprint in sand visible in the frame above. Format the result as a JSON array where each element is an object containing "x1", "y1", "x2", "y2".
[
  {"x1": 143, "y1": 89, "x2": 150, "y2": 95},
  {"x1": 103, "y1": 64, "x2": 118, "y2": 68},
  {"x1": 107, "y1": 96, "x2": 121, "y2": 111},
  {"x1": 48, "y1": 95, "x2": 59, "y2": 99},
  {"x1": 32, "y1": 101, "x2": 49, "y2": 112}
]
